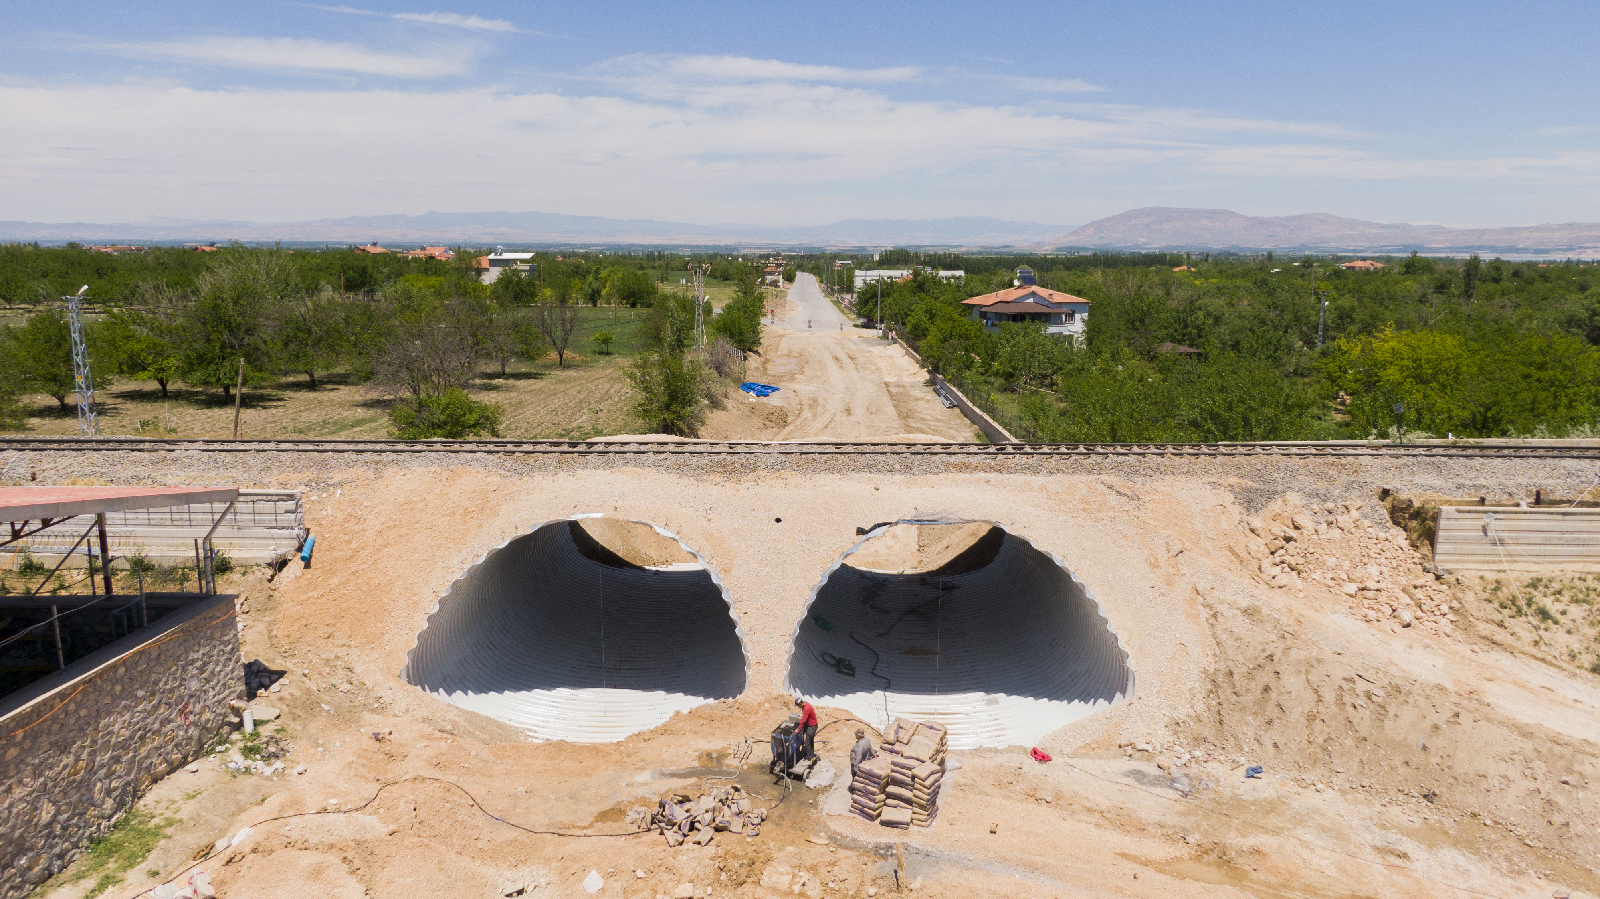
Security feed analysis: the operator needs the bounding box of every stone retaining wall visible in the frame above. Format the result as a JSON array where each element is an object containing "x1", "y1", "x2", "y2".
[{"x1": 0, "y1": 594, "x2": 241, "y2": 899}]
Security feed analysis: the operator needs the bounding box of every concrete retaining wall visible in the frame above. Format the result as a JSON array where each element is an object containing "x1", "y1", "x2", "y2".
[
  {"x1": 1435, "y1": 506, "x2": 1600, "y2": 572},
  {"x1": 930, "y1": 374, "x2": 1018, "y2": 445},
  {"x1": 12, "y1": 489, "x2": 305, "y2": 565},
  {"x1": 0, "y1": 594, "x2": 241, "y2": 899}
]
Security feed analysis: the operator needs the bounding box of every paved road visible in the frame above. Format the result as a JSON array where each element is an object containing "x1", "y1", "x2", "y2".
[{"x1": 776, "y1": 272, "x2": 851, "y2": 332}]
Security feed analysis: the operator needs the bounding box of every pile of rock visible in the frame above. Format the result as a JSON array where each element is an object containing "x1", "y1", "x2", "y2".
[
  {"x1": 1244, "y1": 497, "x2": 1459, "y2": 635},
  {"x1": 242, "y1": 658, "x2": 282, "y2": 697},
  {"x1": 848, "y1": 718, "x2": 947, "y2": 829},
  {"x1": 627, "y1": 785, "x2": 767, "y2": 847}
]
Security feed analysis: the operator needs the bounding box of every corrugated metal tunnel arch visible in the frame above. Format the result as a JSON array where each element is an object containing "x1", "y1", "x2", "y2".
[
  {"x1": 785, "y1": 521, "x2": 1134, "y2": 750},
  {"x1": 402, "y1": 516, "x2": 749, "y2": 743}
]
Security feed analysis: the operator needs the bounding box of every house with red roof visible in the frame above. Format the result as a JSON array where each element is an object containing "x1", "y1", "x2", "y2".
[{"x1": 961, "y1": 284, "x2": 1090, "y2": 338}]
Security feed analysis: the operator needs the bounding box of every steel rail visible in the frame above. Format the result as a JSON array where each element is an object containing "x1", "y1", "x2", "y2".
[{"x1": 4, "y1": 436, "x2": 1600, "y2": 459}]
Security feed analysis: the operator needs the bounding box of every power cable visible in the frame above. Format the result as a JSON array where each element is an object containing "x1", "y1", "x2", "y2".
[{"x1": 132, "y1": 775, "x2": 647, "y2": 898}]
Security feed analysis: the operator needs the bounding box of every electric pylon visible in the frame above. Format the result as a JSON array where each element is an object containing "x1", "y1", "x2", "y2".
[{"x1": 65, "y1": 286, "x2": 96, "y2": 436}]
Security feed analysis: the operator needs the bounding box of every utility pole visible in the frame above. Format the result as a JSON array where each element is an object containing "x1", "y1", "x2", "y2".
[
  {"x1": 876, "y1": 279, "x2": 883, "y2": 335},
  {"x1": 65, "y1": 286, "x2": 96, "y2": 437},
  {"x1": 232, "y1": 358, "x2": 244, "y2": 439}
]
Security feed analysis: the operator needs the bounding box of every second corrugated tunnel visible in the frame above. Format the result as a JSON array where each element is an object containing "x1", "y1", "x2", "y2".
[{"x1": 785, "y1": 520, "x2": 1134, "y2": 749}]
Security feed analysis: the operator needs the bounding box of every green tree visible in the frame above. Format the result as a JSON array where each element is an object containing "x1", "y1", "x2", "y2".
[
  {"x1": 8, "y1": 312, "x2": 79, "y2": 410},
  {"x1": 270, "y1": 289, "x2": 351, "y2": 388},
  {"x1": 490, "y1": 265, "x2": 540, "y2": 306},
  {"x1": 591, "y1": 331, "x2": 615, "y2": 355},
  {"x1": 0, "y1": 336, "x2": 29, "y2": 429},
  {"x1": 100, "y1": 306, "x2": 181, "y2": 398},
  {"x1": 626, "y1": 350, "x2": 707, "y2": 436},
  {"x1": 388, "y1": 388, "x2": 503, "y2": 439},
  {"x1": 178, "y1": 251, "x2": 292, "y2": 400},
  {"x1": 710, "y1": 272, "x2": 764, "y2": 354}
]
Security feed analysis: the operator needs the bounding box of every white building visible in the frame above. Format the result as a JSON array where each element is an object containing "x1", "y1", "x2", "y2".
[{"x1": 479, "y1": 252, "x2": 536, "y2": 285}]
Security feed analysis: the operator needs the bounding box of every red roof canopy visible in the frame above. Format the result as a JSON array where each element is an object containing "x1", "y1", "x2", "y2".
[{"x1": 0, "y1": 487, "x2": 239, "y2": 522}]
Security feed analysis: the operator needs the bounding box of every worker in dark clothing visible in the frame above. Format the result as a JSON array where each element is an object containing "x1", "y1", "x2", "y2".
[
  {"x1": 795, "y1": 698, "x2": 818, "y2": 759},
  {"x1": 850, "y1": 728, "x2": 876, "y2": 776}
]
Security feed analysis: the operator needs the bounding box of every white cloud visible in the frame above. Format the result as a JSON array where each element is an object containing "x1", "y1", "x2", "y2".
[
  {"x1": 598, "y1": 54, "x2": 921, "y2": 85},
  {"x1": 392, "y1": 12, "x2": 519, "y2": 32},
  {"x1": 3, "y1": 56, "x2": 1598, "y2": 225},
  {"x1": 1005, "y1": 76, "x2": 1102, "y2": 93},
  {"x1": 311, "y1": 5, "x2": 524, "y2": 33},
  {"x1": 102, "y1": 36, "x2": 469, "y2": 77}
]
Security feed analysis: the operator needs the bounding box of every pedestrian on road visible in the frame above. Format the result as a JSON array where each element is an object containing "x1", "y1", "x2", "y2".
[
  {"x1": 850, "y1": 728, "x2": 876, "y2": 776},
  {"x1": 796, "y1": 697, "x2": 818, "y2": 759}
]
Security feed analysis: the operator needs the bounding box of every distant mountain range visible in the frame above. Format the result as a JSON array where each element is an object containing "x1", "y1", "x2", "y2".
[
  {"x1": 5, "y1": 207, "x2": 1598, "y2": 254},
  {"x1": 1051, "y1": 207, "x2": 1600, "y2": 255},
  {"x1": 0, "y1": 212, "x2": 1062, "y2": 249}
]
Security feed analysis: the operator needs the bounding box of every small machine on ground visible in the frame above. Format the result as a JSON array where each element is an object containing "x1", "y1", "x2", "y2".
[{"x1": 769, "y1": 716, "x2": 814, "y2": 781}]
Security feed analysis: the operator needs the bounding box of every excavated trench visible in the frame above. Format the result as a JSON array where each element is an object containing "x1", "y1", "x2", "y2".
[
  {"x1": 403, "y1": 517, "x2": 748, "y2": 742},
  {"x1": 786, "y1": 521, "x2": 1134, "y2": 749}
]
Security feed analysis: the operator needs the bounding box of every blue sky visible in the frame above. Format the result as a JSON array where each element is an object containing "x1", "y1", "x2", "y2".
[{"x1": 3, "y1": 0, "x2": 1597, "y2": 228}]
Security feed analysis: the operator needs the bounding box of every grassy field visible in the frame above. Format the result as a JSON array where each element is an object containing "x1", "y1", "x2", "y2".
[
  {"x1": 10, "y1": 306, "x2": 655, "y2": 440},
  {"x1": 12, "y1": 354, "x2": 646, "y2": 441}
]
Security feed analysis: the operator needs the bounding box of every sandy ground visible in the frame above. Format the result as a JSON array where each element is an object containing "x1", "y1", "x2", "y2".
[
  {"x1": 701, "y1": 275, "x2": 978, "y2": 443},
  {"x1": 24, "y1": 457, "x2": 1600, "y2": 899}
]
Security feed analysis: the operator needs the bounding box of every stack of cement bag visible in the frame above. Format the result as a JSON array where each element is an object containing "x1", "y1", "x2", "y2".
[
  {"x1": 849, "y1": 754, "x2": 891, "y2": 821},
  {"x1": 849, "y1": 718, "x2": 948, "y2": 829},
  {"x1": 627, "y1": 785, "x2": 767, "y2": 847}
]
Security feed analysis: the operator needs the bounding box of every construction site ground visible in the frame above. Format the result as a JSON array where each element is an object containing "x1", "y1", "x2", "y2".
[{"x1": 12, "y1": 447, "x2": 1599, "y2": 899}]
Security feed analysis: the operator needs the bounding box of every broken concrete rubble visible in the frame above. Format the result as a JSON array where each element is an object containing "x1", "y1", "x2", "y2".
[{"x1": 627, "y1": 785, "x2": 768, "y2": 847}]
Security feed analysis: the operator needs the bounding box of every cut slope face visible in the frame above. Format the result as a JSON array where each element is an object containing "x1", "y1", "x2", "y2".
[
  {"x1": 786, "y1": 522, "x2": 1133, "y2": 749},
  {"x1": 403, "y1": 518, "x2": 747, "y2": 742}
]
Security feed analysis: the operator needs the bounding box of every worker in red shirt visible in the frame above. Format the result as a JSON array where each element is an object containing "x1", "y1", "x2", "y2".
[{"x1": 795, "y1": 697, "x2": 818, "y2": 759}]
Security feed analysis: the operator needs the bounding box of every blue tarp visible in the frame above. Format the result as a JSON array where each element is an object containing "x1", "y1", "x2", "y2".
[{"x1": 740, "y1": 382, "x2": 780, "y2": 397}]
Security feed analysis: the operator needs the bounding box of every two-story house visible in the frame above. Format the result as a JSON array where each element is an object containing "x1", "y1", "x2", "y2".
[{"x1": 961, "y1": 284, "x2": 1091, "y2": 338}]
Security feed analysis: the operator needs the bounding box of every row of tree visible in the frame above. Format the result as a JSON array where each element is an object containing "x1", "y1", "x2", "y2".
[{"x1": 863, "y1": 256, "x2": 1600, "y2": 441}]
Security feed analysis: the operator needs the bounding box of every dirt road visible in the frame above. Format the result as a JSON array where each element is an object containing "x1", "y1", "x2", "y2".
[{"x1": 703, "y1": 274, "x2": 977, "y2": 441}]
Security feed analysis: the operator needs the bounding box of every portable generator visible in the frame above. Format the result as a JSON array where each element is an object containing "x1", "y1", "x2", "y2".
[{"x1": 769, "y1": 715, "x2": 813, "y2": 780}]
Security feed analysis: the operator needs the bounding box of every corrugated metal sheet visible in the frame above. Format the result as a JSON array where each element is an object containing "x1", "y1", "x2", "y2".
[
  {"x1": 785, "y1": 523, "x2": 1134, "y2": 750},
  {"x1": 1435, "y1": 506, "x2": 1600, "y2": 572},
  {"x1": 402, "y1": 518, "x2": 748, "y2": 743}
]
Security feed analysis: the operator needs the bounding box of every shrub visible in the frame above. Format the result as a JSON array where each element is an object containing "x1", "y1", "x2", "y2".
[
  {"x1": 388, "y1": 389, "x2": 504, "y2": 439},
  {"x1": 17, "y1": 553, "x2": 46, "y2": 577},
  {"x1": 626, "y1": 351, "x2": 707, "y2": 437}
]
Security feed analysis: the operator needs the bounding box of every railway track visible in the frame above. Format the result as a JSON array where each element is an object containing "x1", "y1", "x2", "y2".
[{"x1": 4, "y1": 436, "x2": 1600, "y2": 459}]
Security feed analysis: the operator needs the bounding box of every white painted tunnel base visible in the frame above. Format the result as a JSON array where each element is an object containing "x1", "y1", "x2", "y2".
[
  {"x1": 403, "y1": 519, "x2": 748, "y2": 743},
  {"x1": 786, "y1": 524, "x2": 1134, "y2": 750}
]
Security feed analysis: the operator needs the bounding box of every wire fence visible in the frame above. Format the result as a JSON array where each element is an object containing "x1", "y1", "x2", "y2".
[{"x1": 892, "y1": 326, "x2": 1044, "y2": 443}]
